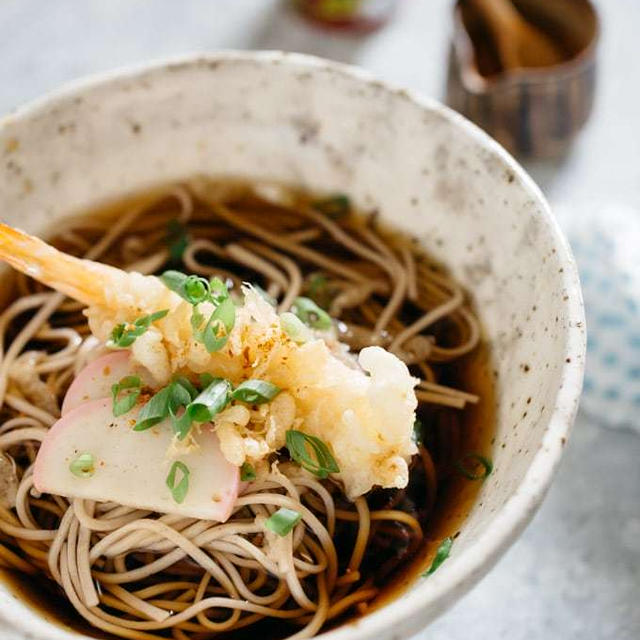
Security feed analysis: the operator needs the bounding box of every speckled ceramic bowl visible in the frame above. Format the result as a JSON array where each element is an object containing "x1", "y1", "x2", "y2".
[{"x1": 0, "y1": 52, "x2": 585, "y2": 640}]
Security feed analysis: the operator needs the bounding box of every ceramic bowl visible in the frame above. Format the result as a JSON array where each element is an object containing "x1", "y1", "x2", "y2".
[{"x1": 0, "y1": 52, "x2": 585, "y2": 640}]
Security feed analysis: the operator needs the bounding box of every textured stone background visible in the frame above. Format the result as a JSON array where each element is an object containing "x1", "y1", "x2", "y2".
[{"x1": 0, "y1": 1, "x2": 638, "y2": 639}]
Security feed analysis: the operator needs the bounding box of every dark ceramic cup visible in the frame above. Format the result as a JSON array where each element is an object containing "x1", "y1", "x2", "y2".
[{"x1": 447, "y1": 0, "x2": 599, "y2": 159}]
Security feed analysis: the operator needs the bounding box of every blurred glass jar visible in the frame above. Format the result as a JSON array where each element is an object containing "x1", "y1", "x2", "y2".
[
  {"x1": 293, "y1": 0, "x2": 398, "y2": 32},
  {"x1": 447, "y1": 0, "x2": 599, "y2": 158}
]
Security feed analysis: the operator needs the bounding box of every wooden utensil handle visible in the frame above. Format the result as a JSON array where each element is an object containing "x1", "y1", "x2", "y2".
[{"x1": 468, "y1": 0, "x2": 523, "y2": 69}]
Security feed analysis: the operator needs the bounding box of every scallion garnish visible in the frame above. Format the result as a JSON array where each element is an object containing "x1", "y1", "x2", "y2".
[
  {"x1": 241, "y1": 462, "x2": 257, "y2": 482},
  {"x1": 307, "y1": 273, "x2": 332, "y2": 308},
  {"x1": 196, "y1": 296, "x2": 235, "y2": 352},
  {"x1": 166, "y1": 461, "x2": 190, "y2": 504},
  {"x1": 184, "y1": 276, "x2": 210, "y2": 304},
  {"x1": 161, "y1": 377, "x2": 232, "y2": 440},
  {"x1": 133, "y1": 374, "x2": 280, "y2": 440},
  {"x1": 111, "y1": 376, "x2": 141, "y2": 417},
  {"x1": 308, "y1": 273, "x2": 328, "y2": 299},
  {"x1": 160, "y1": 270, "x2": 196, "y2": 300},
  {"x1": 171, "y1": 378, "x2": 231, "y2": 439},
  {"x1": 172, "y1": 376, "x2": 198, "y2": 401},
  {"x1": 312, "y1": 194, "x2": 350, "y2": 219},
  {"x1": 412, "y1": 418, "x2": 423, "y2": 446},
  {"x1": 70, "y1": 453, "x2": 95, "y2": 479},
  {"x1": 134, "y1": 386, "x2": 171, "y2": 431},
  {"x1": 209, "y1": 277, "x2": 229, "y2": 303},
  {"x1": 172, "y1": 378, "x2": 281, "y2": 439},
  {"x1": 423, "y1": 537, "x2": 453, "y2": 576},
  {"x1": 265, "y1": 507, "x2": 302, "y2": 537},
  {"x1": 162, "y1": 270, "x2": 236, "y2": 353},
  {"x1": 166, "y1": 219, "x2": 189, "y2": 264},
  {"x1": 161, "y1": 270, "x2": 210, "y2": 305},
  {"x1": 232, "y1": 380, "x2": 281, "y2": 404},
  {"x1": 285, "y1": 430, "x2": 340, "y2": 479},
  {"x1": 134, "y1": 381, "x2": 191, "y2": 432},
  {"x1": 171, "y1": 380, "x2": 195, "y2": 409},
  {"x1": 291, "y1": 297, "x2": 332, "y2": 331},
  {"x1": 188, "y1": 378, "x2": 231, "y2": 420},
  {"x1": 280, "y1": 311, "x2": 313, "y2": 344},
  {"x1": 190, "y1": 305, "x2": 205, "y2": 332},
  {"x1": 455, "y1": 453, "x2": 493, "y2": 480},
  {"x1": 167, "y1": 379, "x2": 201, "y2": 439},
  {"x1": 199, "y1": 373, "x2": 215, "y2": 389},
  {"x1": 108, "y1": 309, "x2": 169, "y2": 348}
]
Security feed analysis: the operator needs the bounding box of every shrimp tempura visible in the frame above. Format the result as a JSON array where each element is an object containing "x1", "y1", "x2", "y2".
[{"x1": 0, "y1": 223, "x2": 418, "y2": 498}]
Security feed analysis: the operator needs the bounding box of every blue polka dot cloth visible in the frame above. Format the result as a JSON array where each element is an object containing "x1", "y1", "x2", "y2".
[{"x1": 565, "y1": 203, "x2": 640, "y2": 432}]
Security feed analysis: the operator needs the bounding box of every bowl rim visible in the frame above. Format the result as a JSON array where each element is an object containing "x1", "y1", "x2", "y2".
[{"x1": 0, "y1": 51, "x2": 586, "y2": 640}]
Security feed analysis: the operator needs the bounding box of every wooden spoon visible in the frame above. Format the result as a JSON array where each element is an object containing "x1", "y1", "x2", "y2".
[{"x1": 469, "y1": 0, "x2": 565, "y2": 71}]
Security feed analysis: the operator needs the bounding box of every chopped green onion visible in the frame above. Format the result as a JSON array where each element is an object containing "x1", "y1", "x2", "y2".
[
  {"x1": 190, "y1": 305, "x2": 205, "y2": 332},
  {"x1": 161, "y1": 271, "x2": 236, "y2": 353},
  {"x1": 169, "y1": 381, "x2": 193, "y2": 411},
  {"x1": 170, "y1": 378, "x2": 232, "y2": 440},
  {"x1": 70, "y1": 453, "x2": 95, "y2": 479},
  {"x1": 134, "y1": 375, "x2": 228, "y2": 438},
  {"x1": 308, "y1": 273, "x2": 328, "y2": 298},
  {"x1": 241, "y1": 462, "x2": 257, "y2": 482},
  {"x1": 306, "y1": 273, "x2": 333, "y2": 308},
  {"x1": 199, "y1": 373, "x2": 215, "y2": 389},
  {"x1": 147, "y1": 309, "x2": 169, "y2": 322},
  {"x1": 108, "y1": 327, "x2": 130, "y2": 348},
  {"x1": 291, "y1": 297, "x2": 332, "y2": 331},
  {"x1": 134, "y1": 381, "x2": 189, "y2": 432},
  {"x1": 161, "y1": 270, "x2": 210, "y2": 304},
  {"x1": 285, "y1": 430, "x2": 340, "y2": 479},
  {"x1": 280, "y1": 312, "x2": 313, "y2": 344},
  {"x1": 188, "y1": 378, "x2": 231, "y2": 422},
  {"x1": 170, "y1": 411, "x2": 193, "y2": 441},
  {"x1": 133, "y1": 375, "x2": 280, "y2": 439},
  {"x1": 265, "y1": 507, "x2": 302, "y2": 537},
  {"x1": 108, "y1": 309, "x2": 169, "y2": 348},
  {"x1": 166, "y1": 381, "x2": 195, "y2": 438},
  {"x1": 189, "y1": 378, "x2": 231, "y2": 420},
  {"x1": 412, "y1": 418, "x2": 423, "y2": 446},
  {"x1": 197, "y1": 297, "x2": 236, "y2": 353},
  {"x1": 134, "y1": 386, "x2": 172, "y2": 431},
  {"x1": 423, "y1": 537, "x2": 453, "y2": 576},
  {"x1": 160, "y1": 270, "x2": 189, "y2": 298},
  {"x1": 232, "y1": 380, "x2": 281, "y2": 404},
  {"x1": 311, "y1": 194, "x2": 350, "y2": 219},
  {"x1": 172, "y1": 376, "x2": 198, "y2": 401},
  {"x1": 111, "y1": 376, "x2": 141, "y2": 417},
  {"x1": 184, "y1": 276, "x2": 210, "y2": 304},
  {"x1": 209, "y1": 277, "x2": 230, "y2": 303},
  {"x1": 161, "y1": 270, "x2": 188, "y2": 292},
  {"x1": 166, "y1": 461, "x2": 190, "y2": 504},
  {"x1": 455, "y1": 453, "x2": 493, "y2": 480},
  {"x1": 166, "y1": 219, "x2": 189, "y2": 264}
]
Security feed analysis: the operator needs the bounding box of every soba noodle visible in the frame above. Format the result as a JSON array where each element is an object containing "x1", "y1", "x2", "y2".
[{"x1": 0, "y1": 180, "x2": 482, "y2": 640}]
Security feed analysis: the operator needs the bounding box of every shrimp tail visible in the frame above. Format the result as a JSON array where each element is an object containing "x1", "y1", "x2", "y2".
[{"x1": 0, "y1": 223, "x2": 117, "y2": 306}]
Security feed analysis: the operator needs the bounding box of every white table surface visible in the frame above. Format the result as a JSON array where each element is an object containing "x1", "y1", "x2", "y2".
[{"x1": 0, "y1": 1, "x2": 638, "y2": 639}]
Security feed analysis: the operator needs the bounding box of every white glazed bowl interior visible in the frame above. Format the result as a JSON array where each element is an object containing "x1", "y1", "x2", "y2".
[{"x1": 0, "y1": 52, "x2": 585, "y2": 640}]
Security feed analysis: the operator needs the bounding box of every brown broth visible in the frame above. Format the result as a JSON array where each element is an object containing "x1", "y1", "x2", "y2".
[
  {"x1": 0, "y1": 569, "x2": 106, "y2": 639},
  {"x1": 367, "y1": 338, "x2": 495, "y2": 614}
]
